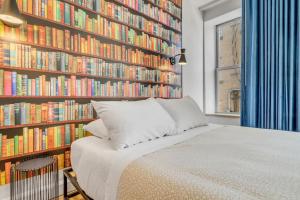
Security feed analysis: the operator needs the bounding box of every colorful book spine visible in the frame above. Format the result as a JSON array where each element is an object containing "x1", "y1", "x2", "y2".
[{"x1": 0, "y1": 124, "x2": 86, "y2": 158}]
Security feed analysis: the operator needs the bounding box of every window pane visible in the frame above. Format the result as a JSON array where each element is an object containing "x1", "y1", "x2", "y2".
[
  {"x1": 217, "y1": 18, "x2": 241, "y2": 68},
  {"x1": 217, "y1": 68, "x2": 240, "y2": 113}
]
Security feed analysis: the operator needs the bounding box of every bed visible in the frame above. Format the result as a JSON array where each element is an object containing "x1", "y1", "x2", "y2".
[{"x1": 71, "y1": 124, "x2": 300, "y2": 200}]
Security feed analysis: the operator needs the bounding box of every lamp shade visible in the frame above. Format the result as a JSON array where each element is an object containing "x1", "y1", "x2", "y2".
[
  {"x1": 178, "y1": 48, "x2": 187, "y2": 65},
  {"x1": 0, "y1": 0, "x2": 24, "y2": 27}
]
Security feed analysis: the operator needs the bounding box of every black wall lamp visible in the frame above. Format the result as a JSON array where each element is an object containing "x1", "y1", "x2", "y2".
[
  {"x1": 169, "y1": 48, "x2": 187, "y2": 65},
  {"x1": 0, "y1": 0, "x2": 24, "y2": 27}
]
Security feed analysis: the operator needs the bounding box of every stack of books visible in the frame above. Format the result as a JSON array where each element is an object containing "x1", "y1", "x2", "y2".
[
  {"x1": 0, "y1": 124, "x2": 85, "y2": 158},
  {"x1": 0, "y1": 101, "x2": 93, "y2": 126},
  {"x1": 0, "y1": 41, "x2": 181, "y2": 75}
]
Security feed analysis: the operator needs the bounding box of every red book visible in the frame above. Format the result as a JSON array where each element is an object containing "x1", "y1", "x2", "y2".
[
  {"x1": 28, "y1": 129, "x2": 34, "y2": 153},
  {"x1": 27, "y1": 24, "x2": 33, "y2": 43},
  {"x1": 2, "y1": 135, "x2": 7, "y2": 157},
  {"x1": 60, "y1": 2, "x2": 65, "y2": 24},
  {"x1": 61, "y1": 126, "x2": 65, "y2": 146},
  {"x1": 87, "y1": 79, "x2": 92, "y2": 96},
  {"x1": 70, "y1": 5, "x2": 74, "y2": 26},
  {"x1": 4, "y1": 71, "x2": 12, "y2": 96},
  {"x1": 52, "y1": 28, "x2": 57, "y2": 48}
]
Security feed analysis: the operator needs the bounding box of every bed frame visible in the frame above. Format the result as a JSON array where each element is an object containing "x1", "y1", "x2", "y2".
[{"x1": 63, "y1": 167, "x2": 93, "y2": 200}]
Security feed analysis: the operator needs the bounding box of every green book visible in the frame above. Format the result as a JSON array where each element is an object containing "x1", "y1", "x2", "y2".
[
  {"x1": 14, "y1": 136, "x2": 19, "y2": 155},
  {"x1": 56, "y1": 1, "x2": 61, "y2": 22},
  {"x1": 78, "y1": 124, "x2": 84, "y2": 139}
]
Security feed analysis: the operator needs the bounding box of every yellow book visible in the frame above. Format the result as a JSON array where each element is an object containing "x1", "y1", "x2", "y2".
[
  {"x1": 23, "y1": 127, "x2": 28, "y2": 153},
  {"x1": 0, "y1": 171, "x2": 5, "y2": 185},
  {"x1": 57, "y1": 154, "x2": 64, "y2": 170},
  {"x1": 0, "y1": 21, "x2": 4, "y2": 37}
]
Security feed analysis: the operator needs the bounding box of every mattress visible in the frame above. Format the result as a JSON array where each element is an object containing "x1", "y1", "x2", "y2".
[{"x1": 71, "y1": 124, "x2": 300, "y2": 200}]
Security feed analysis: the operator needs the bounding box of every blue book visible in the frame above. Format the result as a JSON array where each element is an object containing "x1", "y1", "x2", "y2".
[
  {"x1": 64, "y1": 3, "x2": 71, "y2": 25},
  {"x1": 36, "y1": 78, "x2": 40, "y2": 96},
  {"x1": 95, "y1": 0, "x2": 101, "y2": 12},
  {"x1": 4, "y1": 105, "x2": 10, "y2": 126},
  {"x1": 11, "y1": 72, "x2": 17, "y2": 96}
]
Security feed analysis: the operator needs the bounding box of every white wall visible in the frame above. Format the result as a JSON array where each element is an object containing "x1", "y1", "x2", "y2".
[
  {"x1": 182, "y1": 0, "x2": 204, "y2": 110},
  {"x1": 182, "y1": 0, "x2": 240, "y2": 125}
]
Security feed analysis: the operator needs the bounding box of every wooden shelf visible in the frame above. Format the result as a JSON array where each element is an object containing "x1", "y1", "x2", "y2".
[
  {"x1": 110, "y1": 0, "x2": 182, "y2": 34},
  {"x1": 0, "y1": 66, "x2": 181, "y2": 87},
  {"x1": 22, "y1": 12, "x2": 174, "y2": 58},
  {"x1": 0, "y1": 119, "x2": 94, "y2": 130},
  {"x1": 143, "y1": 0, "x2": 182, "y2": 21},
  {"x1": 62, "y1": 0, "x2": 180, "y2": 46},
  {"x1": 1, "y1": 145, "x2": 71, "y2": 161},
  {"x1": 0, "y1": 38, "x2": 181, "y2": 75},
  {"x1": 63, "y1": 0, "x2": 181, "y2": 34}
]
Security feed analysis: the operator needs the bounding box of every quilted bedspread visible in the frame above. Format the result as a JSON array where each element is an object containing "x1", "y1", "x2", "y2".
[{"x1": 117, "y1": 126, "x2": 300, "y2": 200}]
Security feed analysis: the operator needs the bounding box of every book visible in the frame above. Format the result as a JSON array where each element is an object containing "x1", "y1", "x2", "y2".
[{"x1": 0, "y1": 124, "x2": 86, "y2": 158}]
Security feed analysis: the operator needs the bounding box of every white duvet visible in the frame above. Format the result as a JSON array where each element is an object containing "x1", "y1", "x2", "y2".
[{"x1": 71, "y1": 124, "x2": 300, "y2": 200}]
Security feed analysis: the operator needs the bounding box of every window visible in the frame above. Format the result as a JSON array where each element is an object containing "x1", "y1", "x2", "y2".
[{"x1": 216, "y1": 18, "x2": 241, "y2": 114}]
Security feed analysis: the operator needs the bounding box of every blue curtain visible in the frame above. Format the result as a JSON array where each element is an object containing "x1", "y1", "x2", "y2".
[{"x1": 241, "y1": 0, "x2": 300, "y2": 131}]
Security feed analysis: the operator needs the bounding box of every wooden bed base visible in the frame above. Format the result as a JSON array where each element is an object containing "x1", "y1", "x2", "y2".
[{"x1": 63, "y1": 167, "x2": 94, "y2": 200}]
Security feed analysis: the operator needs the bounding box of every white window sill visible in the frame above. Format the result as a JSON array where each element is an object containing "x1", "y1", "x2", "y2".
[{"x1": 205, "y1": 113, "x2": 240, "y2": 118}]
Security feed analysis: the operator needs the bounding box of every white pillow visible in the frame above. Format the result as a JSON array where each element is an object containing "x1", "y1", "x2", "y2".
[
  {"x1": 91, "y1": 99, "x2": 177, "y2": 150},
  {"x1": 83, "y1": 119, "x2": 109, "y2": 139},
  {"x1": 157, "y1": 96, "x2": 208, "y2": 132}
]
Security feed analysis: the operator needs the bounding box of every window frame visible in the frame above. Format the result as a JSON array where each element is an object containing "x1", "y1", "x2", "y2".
[{"x1": 215, "y1": 17, "x2": 241, "y2": 115}]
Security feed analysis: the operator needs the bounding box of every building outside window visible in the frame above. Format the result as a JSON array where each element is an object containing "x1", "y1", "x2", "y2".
[{"x1": 216, "y1": 18, "x2": 241, "y2": 114}]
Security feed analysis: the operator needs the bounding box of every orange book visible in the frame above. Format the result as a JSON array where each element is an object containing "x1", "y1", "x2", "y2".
[
  {"x1": 17, "y1": 0, "x2": 22, "y2": 11},
  {"x1": 30, "y1": 104, "x2": 36, "y2": 123},
  {"x1": 28, "y1": 129, "x2": 34, "y2": 153},
  {"x1": 70, "y1": 124, "x2": 75, "y2": 142},
  {"x1": 47, "y1": 1, "x2": 53, "y2": 20},
  {"x1": 28, "y1": 0, "x2": 33, "y2": 14},
  {"x1": 18, "y1": 135, "x2": 23, "y2": 155},
  {"x1": 41, "y1": 103, "x2": 48, "y2": 122},
  {"x1": 5, "y1": 162, "x2": 11, "y2": 184},
  {"x1": 2, "y1": 135, "x2": 7, "y2": 157},
  {"x1": 39, "y1": 26, "x2": 46, "y2": 46},
  {"x1": 64, "y1": 30, "x2": 70, "y2": 50},
  {"x1": 52, "y1": 28, "x2": 57, "y2": 48},
  {"x1": 48, "y1": 127, "x2": 54, "y2": 149}
]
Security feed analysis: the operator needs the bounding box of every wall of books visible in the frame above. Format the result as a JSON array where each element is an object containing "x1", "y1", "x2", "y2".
[{"x1": 0, "y1": 0, "x2": 182, "y2": 185}]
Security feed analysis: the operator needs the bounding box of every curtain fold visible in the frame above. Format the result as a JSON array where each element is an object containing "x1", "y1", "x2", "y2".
[{"x1": 241, "y1": 0, "x2": 300, "y2": 131}]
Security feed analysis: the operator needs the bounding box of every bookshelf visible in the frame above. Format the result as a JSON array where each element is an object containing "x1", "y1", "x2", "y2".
[{"x1": 0, "y1": 0, "x2": 183, "y2": 185}]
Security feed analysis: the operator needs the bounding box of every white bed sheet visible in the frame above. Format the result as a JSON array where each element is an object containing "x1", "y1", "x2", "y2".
[{"x1": 71, "y1": 124, "x2": 222, "y2": 200}]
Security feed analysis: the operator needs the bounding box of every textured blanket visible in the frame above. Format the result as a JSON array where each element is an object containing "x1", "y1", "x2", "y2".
[{"x1": 117, "y1": 126, "x2": 300, "y2": 200}]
